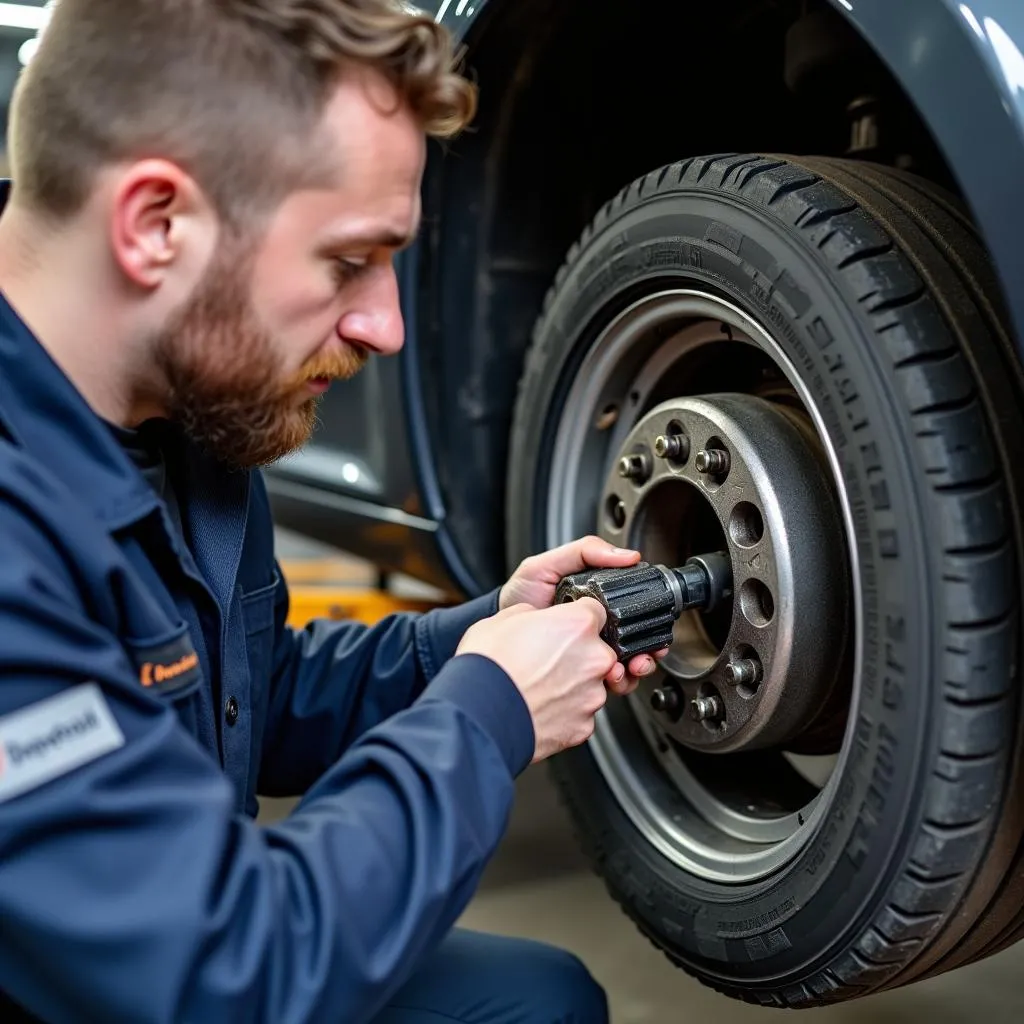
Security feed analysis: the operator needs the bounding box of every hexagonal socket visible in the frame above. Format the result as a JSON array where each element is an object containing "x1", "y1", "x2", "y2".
[
  {"x1": 725, "y1": 658, "x2": 762, "y2": 688},
  {"x1": 654, "y1": 433, "x2": 690, "y2": 461},
  {"x1": 690, "y1": 695, "x2": 722, "y2": 722},
  {"x1": 617, "y1": 453, "x2": 651, "y2": 482},
  {"x1": 695, "y1": 448, "x2": 730, "y2": 475}
]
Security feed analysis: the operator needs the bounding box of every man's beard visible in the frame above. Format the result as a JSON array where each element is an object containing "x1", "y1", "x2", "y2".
[{"x1": 152, "y1": 243, "x2": 367, "y2": 470}]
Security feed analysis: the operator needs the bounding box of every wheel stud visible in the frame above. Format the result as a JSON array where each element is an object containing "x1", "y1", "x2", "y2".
[
  {"x1": 608, "y1": 498, "x2": 627, "y2": 529},
  {"x1": 695, "y1": 448, "x2": 730, "y2": 475},
  {"x1": 650, "y1": 686, "x2": 680, "y2": 714},
  {"x1": 617, "y1": 453, "x2": 650, "y2": 482},
  {"x1": 690, "y1": 695, "x2": 722, "y2": 722},
  {"x1": 654, "y1": 433, "x2": 689, "y2": 461},
  {"x1": 725, "y1": 658, "x2": 761, "y2": 688}
]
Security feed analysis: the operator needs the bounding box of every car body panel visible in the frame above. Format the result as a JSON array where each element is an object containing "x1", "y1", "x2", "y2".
[
  {"x1": 835, "y1": 0, "x2": 1024, "y2": 350},
  {"x1": 264, "y1": 0, "x2": 1024, "y2": 596},
  {"x1": 422, "y1": 0, "x2": 1024, "y2": 349}
]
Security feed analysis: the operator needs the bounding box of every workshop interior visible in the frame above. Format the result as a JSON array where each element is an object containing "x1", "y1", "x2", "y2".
[{"x1": 5, "y1": 0, "x2": 1024, "y2": 1020}]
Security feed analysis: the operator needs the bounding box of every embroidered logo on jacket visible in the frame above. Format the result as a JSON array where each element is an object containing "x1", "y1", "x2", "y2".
[
  {"x1": 140, "y1": 651, "x2": 200, "y2": 689},
  {"x1": 130, "y1": 630, "x2": 203, "y2": 696}
]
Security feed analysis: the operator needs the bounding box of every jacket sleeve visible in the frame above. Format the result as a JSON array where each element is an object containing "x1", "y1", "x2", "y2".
[
  {"x1": 0, "y1": 488, "x2": 536, "y2": 1024},
  {"x1": 257, "y1": 563, "x2": 503, "y2": 796}
]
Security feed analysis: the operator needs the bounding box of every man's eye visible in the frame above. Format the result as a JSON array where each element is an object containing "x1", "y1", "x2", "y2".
[{"x1": 333, "y1": 258, "x2": 369, "y2": 285}]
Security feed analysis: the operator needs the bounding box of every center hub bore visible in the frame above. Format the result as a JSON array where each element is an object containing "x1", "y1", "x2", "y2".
[{"x1": 599, "y1": 393, "x2": 850, "y2": 753}]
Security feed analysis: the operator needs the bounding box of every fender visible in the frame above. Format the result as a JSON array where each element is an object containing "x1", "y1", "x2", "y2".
[
  {"x1": 400, "y1": 0, "x2": 1024, "y2": 596},
  {"x1": 420, "y1": 0, "x2": 1024, "y2": 361}
]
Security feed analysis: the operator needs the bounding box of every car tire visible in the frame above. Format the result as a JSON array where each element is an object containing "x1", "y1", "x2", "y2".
[{"x1": 504, "y1": 153, "x2": 1024, "y2": 1006}]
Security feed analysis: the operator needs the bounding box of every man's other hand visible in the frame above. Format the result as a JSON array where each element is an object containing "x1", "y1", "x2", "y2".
[{"x1": 499, "y1": 535, "x2": 669, "y2": 696}]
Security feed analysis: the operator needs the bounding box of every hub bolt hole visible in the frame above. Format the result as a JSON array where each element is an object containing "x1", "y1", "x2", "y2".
[
  {"x1": 740, "y1": 579, "x2": 774, "y2": 627},
  {"x1": 725, "y1": 645, "x2": 763, "y2": 699},
  {"x1": 695, "y1": 437, "x2": 730, "y2": 485},
  {"x1": 654, "y1": 420, "x2": 690, "y2": 464},
  {"x1": 606, "y1": 495, "x2": 627, "y2": 531},
  {"x1": 691, "y1": 686, "x2": 725, "y2": 731},
  {"x1": 650, "y1": 684, "x2": 682, "y2": 719},
  {"x1": 729, "y1": 502, "x2": 764, "y2": 548},
  {"x1": 618, "y1": 452, "x2": 651, "y2": 484},
  {"x1": 595, "y1": 403, "x2": 619, "y2": 430}
]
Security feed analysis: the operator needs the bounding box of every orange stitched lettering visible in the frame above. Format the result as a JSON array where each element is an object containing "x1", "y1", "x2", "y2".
[{"x1": 140, "y1": 653, "x2": 197, "y2": 687}]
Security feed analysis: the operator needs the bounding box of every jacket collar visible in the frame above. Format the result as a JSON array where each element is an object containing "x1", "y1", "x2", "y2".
[
  {"x1": 0, "y1": 283, "x2": 165, "y2": 531},
  {"x1": 0, "y1": 180, "x2": 252, "y2": 610}
]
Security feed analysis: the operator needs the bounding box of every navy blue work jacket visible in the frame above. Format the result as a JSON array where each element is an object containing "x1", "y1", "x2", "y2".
[{"x1": 0, "y1": 279, "x2": 535, "y2": 1021}]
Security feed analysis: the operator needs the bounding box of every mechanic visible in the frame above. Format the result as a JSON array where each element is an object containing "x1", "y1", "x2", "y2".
[{"x1": 0, "y1": 2, "x2": 667, "y2": 1022}]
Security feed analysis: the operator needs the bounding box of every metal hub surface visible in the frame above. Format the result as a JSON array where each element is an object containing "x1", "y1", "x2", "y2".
[
  {"x1": 601, "y1": 394, "x2": 848, "y2": 753},
  {"x1": 546, "y1": 288, "x2": 860, "y2": 882}
]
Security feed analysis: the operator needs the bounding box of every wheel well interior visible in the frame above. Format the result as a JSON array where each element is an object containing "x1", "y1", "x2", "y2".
[{"x1": 417, "y1": 0, "x2": 963, "y2": 593}]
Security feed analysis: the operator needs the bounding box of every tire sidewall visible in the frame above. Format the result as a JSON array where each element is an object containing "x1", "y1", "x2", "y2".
[{"x1": 506, "y1": 187, "x2": 934, "y2": 980}]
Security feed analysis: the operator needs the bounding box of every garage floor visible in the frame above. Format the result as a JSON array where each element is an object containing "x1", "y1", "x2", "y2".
[
  {"x1": 456, "y1": 766, "x2": 1024, "y2": 1023},
  {"x1": 269, "y1": 531, "x2": 1024, "y2": 1022}
]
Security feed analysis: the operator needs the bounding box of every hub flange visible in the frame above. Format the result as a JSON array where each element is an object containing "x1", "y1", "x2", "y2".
[{"x1": 599, "y1": 393, "x2": 849, "y2": 753}]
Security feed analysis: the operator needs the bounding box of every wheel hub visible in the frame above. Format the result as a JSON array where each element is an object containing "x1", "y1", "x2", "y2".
[{"x1": 600, "y1": 392, "x2": 849, "y2": 753}]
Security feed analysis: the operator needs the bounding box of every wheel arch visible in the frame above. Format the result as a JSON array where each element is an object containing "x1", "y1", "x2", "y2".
[
  {"x1": 825, "y1": 0, "x2": 1024, "y2": 352},
  {"x1": 409, "y1": 0, "x2": 1024, "y2": 595}
]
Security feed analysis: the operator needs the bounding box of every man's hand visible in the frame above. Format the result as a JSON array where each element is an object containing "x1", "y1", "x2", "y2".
[
  {"x1": 499, "y1": 535, "x2": 669, "y2": 696},
  {"x1": 457, "y1": 599, "x2": 619, "y2": 763}
]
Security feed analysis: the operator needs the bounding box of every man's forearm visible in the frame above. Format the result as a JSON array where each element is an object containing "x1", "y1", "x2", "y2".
[
  {"x1": 413, "y1": 588, "x2": 502, "y2": 679},
  {"x1": 258, "y1": 576, "x2": 501, "y2": 796}
]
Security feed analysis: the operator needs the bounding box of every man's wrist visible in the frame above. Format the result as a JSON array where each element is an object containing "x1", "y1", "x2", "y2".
[
  {"x1": 419, "y1": 652, "x2": 535, "y2": 777},
  {"x1": 414, "y1": 587, "x2": 502, "y2": 681}
]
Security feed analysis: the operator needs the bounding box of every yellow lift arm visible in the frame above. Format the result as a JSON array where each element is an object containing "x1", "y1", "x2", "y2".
[{"x1": 279, "y1": 557, "x2": 448, "y2": 629}]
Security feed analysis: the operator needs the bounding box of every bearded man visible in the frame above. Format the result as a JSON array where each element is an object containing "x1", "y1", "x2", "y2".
[{"x1": 0, "y1": 2, "x2": 665, "y2": 1022}]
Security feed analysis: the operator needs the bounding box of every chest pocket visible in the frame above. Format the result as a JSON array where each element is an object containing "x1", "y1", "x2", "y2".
[
  {"x1": 122, "y1": 620, "x2": 206, "y2": 738},
  {"x1": 240, "y1": 570, "x2": 280, "y2": 696}
]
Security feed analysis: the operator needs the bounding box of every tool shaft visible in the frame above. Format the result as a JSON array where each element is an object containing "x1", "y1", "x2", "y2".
[{"x1": 555, "y1": 553, "x2": 733, "y2": 662}]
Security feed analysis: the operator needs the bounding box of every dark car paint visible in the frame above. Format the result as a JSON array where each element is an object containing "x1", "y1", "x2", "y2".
[{"x1": 264, "y1": 0, "x2": 1024, "y2": 597}]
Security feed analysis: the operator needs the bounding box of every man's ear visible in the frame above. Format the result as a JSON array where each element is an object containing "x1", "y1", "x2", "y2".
[{"x1": 110, "y1": 159, "x2": 214, "y2": 290}]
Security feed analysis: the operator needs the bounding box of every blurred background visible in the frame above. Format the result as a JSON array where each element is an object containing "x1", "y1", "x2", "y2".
[{"x1": 0, "y1": 1, "x2": 48, "y2": 174}]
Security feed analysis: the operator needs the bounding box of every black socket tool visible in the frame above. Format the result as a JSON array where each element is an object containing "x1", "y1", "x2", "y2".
[{"x1": 554, "y1": 553, "x2": 733, "y2": 663}]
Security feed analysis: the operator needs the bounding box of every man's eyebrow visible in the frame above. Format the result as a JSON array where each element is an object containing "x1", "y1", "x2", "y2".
[{"x1": 323, "y1": 227, "x2": 419, "y2": 251}]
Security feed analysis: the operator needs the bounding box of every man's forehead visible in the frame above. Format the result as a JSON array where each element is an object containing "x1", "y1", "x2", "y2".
[
  {"x1": 307, "y1": 134, "x2": 424, "y2": 249},
  {"x1": 272, "y1": 181, "x2": 421, "y2": 249},
  {"x1": 318, "y1": 66, "x2": 427, "y2": 179}
]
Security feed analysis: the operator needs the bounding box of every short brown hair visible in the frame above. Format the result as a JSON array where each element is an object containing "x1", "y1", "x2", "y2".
[{"x1": 8, "y1": 0, "x2": 476, "y2": 226}]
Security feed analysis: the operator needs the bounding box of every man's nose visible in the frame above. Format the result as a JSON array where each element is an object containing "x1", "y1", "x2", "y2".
[{"x1": 337, "y1": 263, "x2": 405, "y2": 356}]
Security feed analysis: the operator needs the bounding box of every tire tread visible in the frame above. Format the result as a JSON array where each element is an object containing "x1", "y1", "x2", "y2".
[{"x1": 515, "y1": 152, "x2": 1020, "y2": 1007}]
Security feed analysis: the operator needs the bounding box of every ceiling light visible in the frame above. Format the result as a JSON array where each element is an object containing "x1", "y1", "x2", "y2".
[
  {"x1": 0, "y1": 4, "x2": 47, "y2": 32},
  {"x1": 17, "y1": 35, "x2": 37, "y2": 65}
]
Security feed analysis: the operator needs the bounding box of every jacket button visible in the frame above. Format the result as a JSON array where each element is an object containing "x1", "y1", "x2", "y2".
[{"x1": 225, "y1": 697, "x2": 239, "y2": 727}]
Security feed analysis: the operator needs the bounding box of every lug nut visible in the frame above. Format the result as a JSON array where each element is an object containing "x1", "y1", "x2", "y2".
[
  {"x1": 654, "y1": 433, "x2": 689, "y2": 461},
  {"x1": 618, "y1": 453, "x2": 650, "y2": 481},
  {"x1": 690, "y1": 695, "x2": 722, "y2": 722},
  {"x1": 725, "y1": 658, "x2": 761, "y2": 688},
  {"x1": 695, "y1": 448, "x2": 730, "y2": 475},
  {"x1": 650, "y1": 686, "x2": 680, "y2": 714}
]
